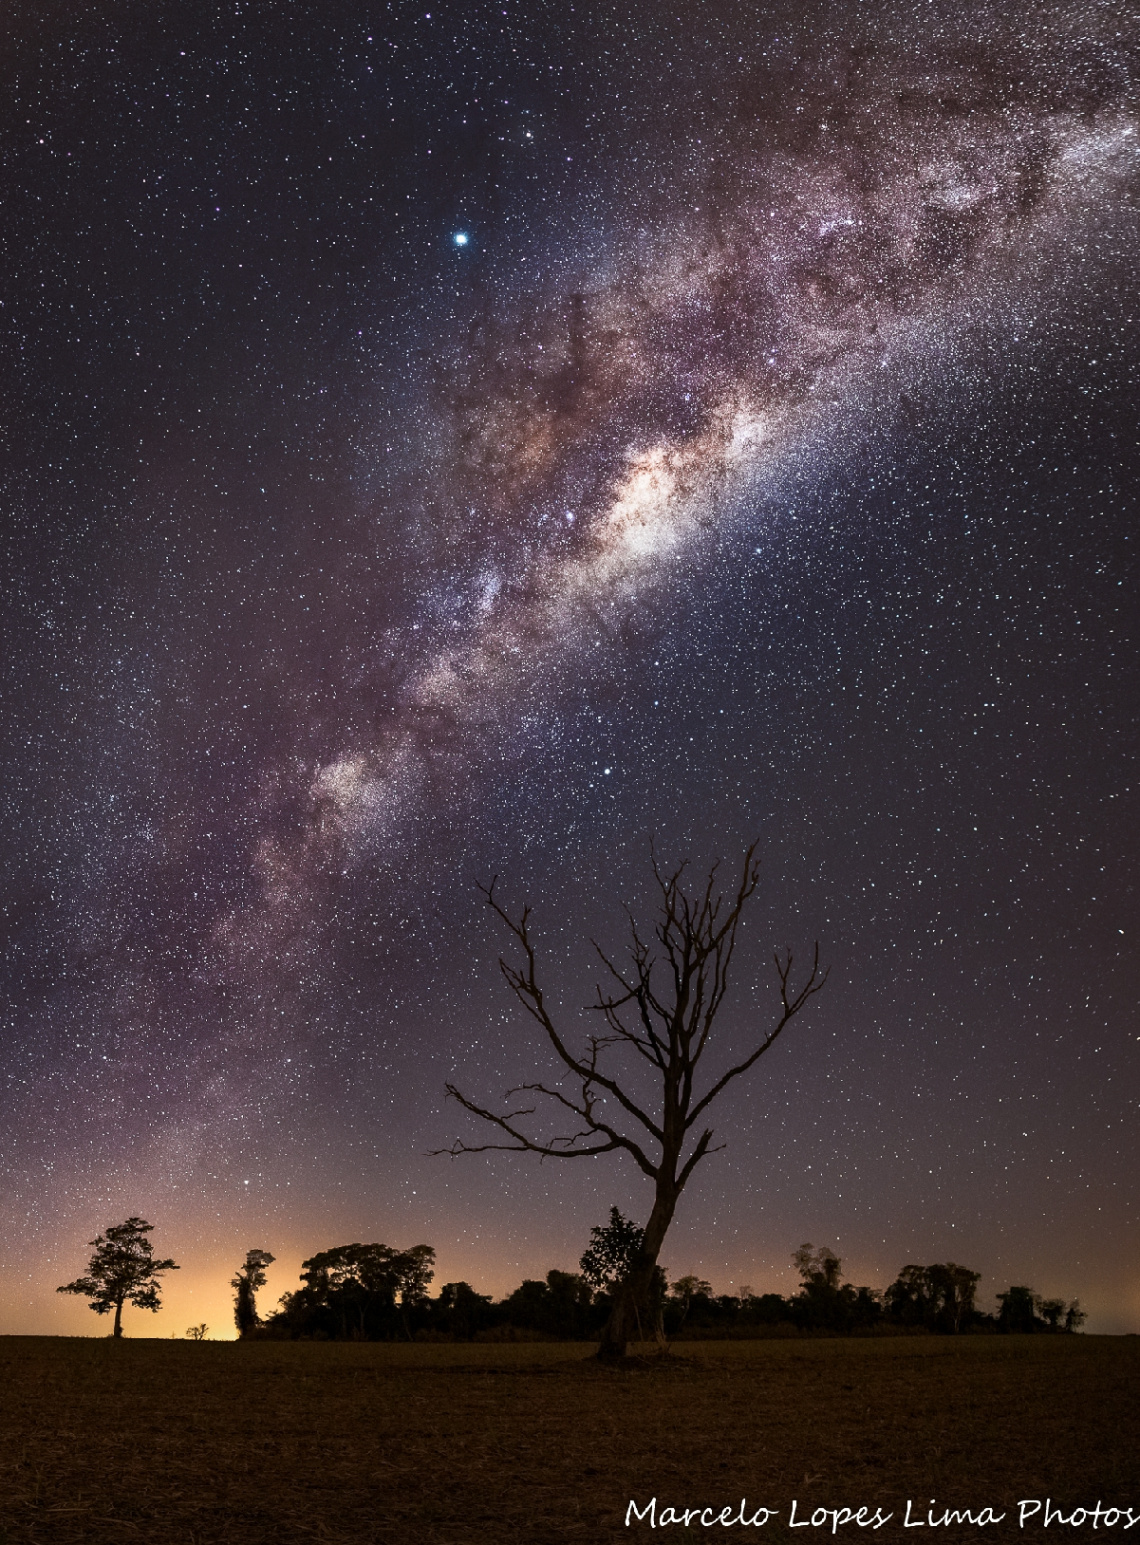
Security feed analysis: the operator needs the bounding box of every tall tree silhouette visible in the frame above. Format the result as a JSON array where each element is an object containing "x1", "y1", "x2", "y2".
[
  {"x1": 440, "y1": 844, "x2": 827, "y2": 1358},
  {"x1": 232, "y1": 1249, "x2": 276, "y2": 1337},
  {"x1": 57, "y1": 1217, "x2": 178, "y2": 1338}
]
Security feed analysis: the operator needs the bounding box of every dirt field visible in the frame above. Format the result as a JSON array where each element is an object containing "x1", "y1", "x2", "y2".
[{"x1": 0, "y1": 1335, "x2": 1136, "y2": 1544}]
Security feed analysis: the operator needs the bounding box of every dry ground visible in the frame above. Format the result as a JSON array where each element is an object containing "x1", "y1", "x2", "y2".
[{"x1": 0, "y1": 1335, "x2": 1136, "y2": 1545}]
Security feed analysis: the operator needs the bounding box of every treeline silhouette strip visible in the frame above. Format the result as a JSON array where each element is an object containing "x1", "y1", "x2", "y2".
[
  {"x1": 254, "y1": 1229, "x2": 1086, "y2": 1343},
  {"x1": 54, "y1": 1213, "x2": 1086, "y2": 1343}
]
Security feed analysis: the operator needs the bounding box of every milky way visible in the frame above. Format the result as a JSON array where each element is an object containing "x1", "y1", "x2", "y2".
[
  {"x1": 2, "y1": 0, "x2": 1137, "y2": 1332},
  {"x1": 234, "y1": 35, "x2": 1135, "y2": 1041}
]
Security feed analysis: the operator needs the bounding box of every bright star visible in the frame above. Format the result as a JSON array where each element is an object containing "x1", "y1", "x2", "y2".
[{"x1": 453, "y1": 231, "x2": 469, "y2": 247}]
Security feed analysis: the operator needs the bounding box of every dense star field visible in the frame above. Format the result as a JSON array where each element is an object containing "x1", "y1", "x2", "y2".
[{"x1": 1, "y1": 0, "x2": 1137, "y2": 1335}]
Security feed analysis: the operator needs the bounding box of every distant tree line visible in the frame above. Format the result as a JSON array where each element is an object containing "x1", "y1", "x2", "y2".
[
  {"x1": 52, "y1": 1213, "x2": 1087, "y2": 1341},
  {"x1": 250, "y1": 1211, "x2": 1087, "y2": 1343}
]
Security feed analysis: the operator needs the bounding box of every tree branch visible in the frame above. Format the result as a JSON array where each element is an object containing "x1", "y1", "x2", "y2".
[
  {"x1": 435, "y1": 1080, "x2": 657, "y2": 1176},
  {"x1": 686, "y1": 943, "x2": 829, "y2": 1126},
  {"x1": 480, "y1": 879, "x2": 665, "y2": 1143}
]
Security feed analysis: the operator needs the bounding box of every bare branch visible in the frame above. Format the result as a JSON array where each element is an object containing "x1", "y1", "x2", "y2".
[
  {"x1": 431, "y1": 1083, "x2": 620, "y2": 1162},
  {"x1": 686, "y1": 942, "x2": 829, "y2": 1127},
  {"x1": 436, "y1": 1081, "x2": 657, "y2": 1176},
  {"x1": 478, "y1": 880, "x2": 666, "y2": 1143}
]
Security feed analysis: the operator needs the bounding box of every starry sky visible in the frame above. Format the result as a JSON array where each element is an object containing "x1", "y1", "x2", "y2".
[{"x1": 2, "y1": 0, "x2": 1137, "y2": 1338}]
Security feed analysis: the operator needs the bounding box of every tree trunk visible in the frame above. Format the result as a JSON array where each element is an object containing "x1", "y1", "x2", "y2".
[
  {"x1": 597, "y1": 1184, "x2": 677, "y2": 1360},
  {"x1": 235, "y1": 1280, "x2": 257, "y2": 1338},
  {"x1": 113, "y1": 1298, "x2": 123, "y2": 1338}
]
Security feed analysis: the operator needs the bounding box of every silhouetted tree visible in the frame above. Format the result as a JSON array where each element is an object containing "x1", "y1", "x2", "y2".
[
  {"x1": 502, "y1": 1269, "x2": 595, "y2": 1339},
  {"x1": 269, "y1": 1242, "x2": 436, "y2": 1340},
  {"x1": 791, "y1": 1242, "x2": 843, "y2": 1329},
  {"x1": 232, "y1": 1249, "x2": 276, "y2": 1337},
  {"x1": 931, "y1": 1264, "x2": 981, "y2": 1333},
  {"x1": 995, "y1": 1286, "x2": 1085, "y2": 1334},
  {"x1": 884, "y1": 1262, "x2": 980, "y2": 1333},
  {"x1": 1064, "y1": 1301, "x2": 1087, "y2": 1333},
  {"x1": 1037, "y1": 1296, "x2": 1066, "y2": 1330},
  {"x1": 746, "y1": 1291, "x2": 794, "y2": 1326},
  {"x1": 580, "y1": 1207, "x2": 643, "y2": 1289},
  {"x1": 434, "y1": 1281, "x2": 495, "y2": 1339},
  {"x1": 997, "y1": 1284, "x2": 1038, "y2": 1333},
  {"x1": 884, "y1": 1264, "x2": 934, "y2": 1326},
  {"x1": 668, "y1": 1274, "x2": 713, "y2": 1330},
  {"x1": 579, "y1": 1208, "x2": 666, "y2": 1340},
  {"x1": 789, "y1": 1245, "x2": 881, "y2": 1332},
  {"x1": 440, "y1": 845, "x2": 826, "y2": 1358},
  {"x1": 393, "y1": 1244, "x2": 436, "y2": 1338},
  {"x1": 792, "y1": 1243, "x2": 842, "y2": 1290},
  {"x1": 57, "y1": 1217, "x2": 178, "y2": 1338}
]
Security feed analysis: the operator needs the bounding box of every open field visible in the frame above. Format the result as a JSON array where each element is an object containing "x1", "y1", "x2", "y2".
[{"x1": 0, "y1": 1335, "x2": 1136, "y2": 1545}]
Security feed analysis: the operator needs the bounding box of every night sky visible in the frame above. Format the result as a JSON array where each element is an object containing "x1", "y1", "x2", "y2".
[{"x1": 2, "y1": 0, "x2": 1137, "y2": 1338}]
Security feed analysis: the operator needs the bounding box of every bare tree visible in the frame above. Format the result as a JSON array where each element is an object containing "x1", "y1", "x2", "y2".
[{"x1": 439, "y1": 844, "x2": 827, "y2": 1358}]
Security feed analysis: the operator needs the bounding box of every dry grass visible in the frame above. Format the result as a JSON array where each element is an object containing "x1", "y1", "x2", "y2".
[{"x1": 0, "y1": 1335, "x2": 1136, "y2": 1544}]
